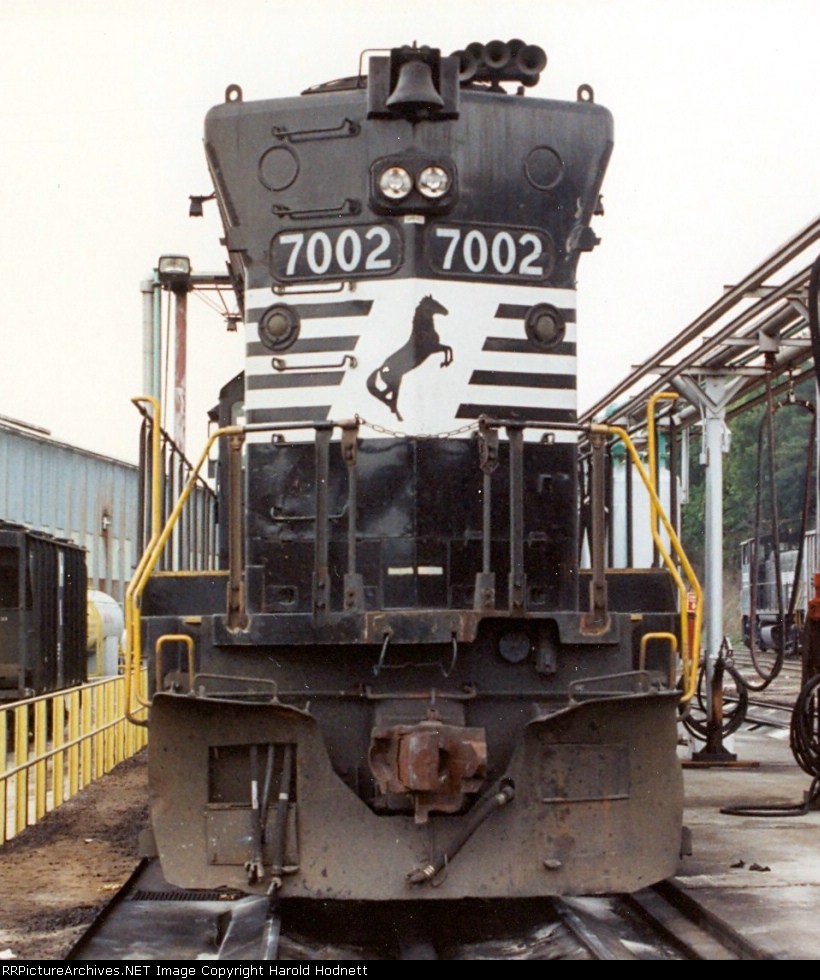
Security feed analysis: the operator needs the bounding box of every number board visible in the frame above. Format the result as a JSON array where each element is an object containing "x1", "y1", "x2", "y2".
[
  {"x1": 271, "y1": 224, "x2": 402, "y2": 282},
  {"x1": 426, "y1": 224, "x2": 554, "y2": 282}
]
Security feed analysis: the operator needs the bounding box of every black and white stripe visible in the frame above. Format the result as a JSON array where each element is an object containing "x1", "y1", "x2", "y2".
[{"x1": 243, "y1": 281, "x2": 578, "y2": 441}]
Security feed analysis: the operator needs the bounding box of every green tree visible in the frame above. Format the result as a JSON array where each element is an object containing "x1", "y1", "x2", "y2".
[{"x1": 681, "y1": 380, "x2": 816, "y2": 571}]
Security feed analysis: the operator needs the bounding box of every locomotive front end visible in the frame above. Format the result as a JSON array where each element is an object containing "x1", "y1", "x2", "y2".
[{"x1": 140, "y1": 42, "x2": 686, "y2": 903}]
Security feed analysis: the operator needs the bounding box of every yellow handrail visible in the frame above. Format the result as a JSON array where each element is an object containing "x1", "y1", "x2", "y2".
[
  {"x1": 124, "y1": 396, "x2": 162, "y2": 722},
  {"x1": 594, "y1": 422, "x2": 702, "y2": 703},
  {"x1": 639, "y1": 631, "x2": 678, "y2": 689},
  {"x1": 155, "y1": 634, "x2": 196, "y2": 693},
  {"x1": 645, "y1": 393, "x2": 703, "y2": 701},
  {"x1": 124, "y1": 423, "x2": 242, "y2": 725},
  {"x1": 646, "y1": 393, "x2": 697, "y2": 690}
]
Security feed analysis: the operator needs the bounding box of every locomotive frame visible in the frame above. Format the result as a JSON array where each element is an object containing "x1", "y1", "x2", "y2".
[{"x1": 127, "y1": 40, "x2": 701, "y2": 909}]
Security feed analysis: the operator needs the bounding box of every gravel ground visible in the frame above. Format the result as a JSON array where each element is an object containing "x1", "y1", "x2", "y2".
[{"x1": 0, "y1": 752, "x2": 148, "y2": 961}]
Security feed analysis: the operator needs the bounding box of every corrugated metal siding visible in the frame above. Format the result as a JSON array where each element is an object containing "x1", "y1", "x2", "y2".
[{"x1": 0, "y1": 425, "x2": 138, "y2": 602}]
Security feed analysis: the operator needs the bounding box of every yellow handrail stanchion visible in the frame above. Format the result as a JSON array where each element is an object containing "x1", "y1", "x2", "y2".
[
  {"x1": 646, "y1": 393, "x2": 679, "y2": 552},
  {"x1": 14, "y1": 704, "x2": 27, "y2": 835},
  {"x1": 68, "y1": 689, "x2": 80, "y2": 798},
  {"x1": 0, "y1": 709, "x2": 7, "y2": 844},
  {"x1": 94, "y1": 686, "x2": 104, "y2": 780},
  {"x1": 81, "y1": 686, "x2": 92, "y2": 792},
  {"x1": 53, "y1": 694, "x2": 65, "y2": 810},
  {"x1": 0, "y1": 677, "x2": 149, "y2": 843},
  {"x1": 114, "y1": 680, "x2": 125, "y2": 766},
  {"x1": 105, "y1": 682, "x2": 115, "y2": 772},
  {"x1": 34, "y1": 699, "x2": 47, "y2": 822}
]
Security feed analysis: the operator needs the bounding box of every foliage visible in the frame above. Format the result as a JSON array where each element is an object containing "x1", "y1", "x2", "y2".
[{"x1": 680, "y1": 379, "x2": 816, "y2": 573}]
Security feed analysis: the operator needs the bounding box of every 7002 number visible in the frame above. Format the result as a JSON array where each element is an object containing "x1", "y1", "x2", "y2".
[
  {"x1": 271, "y1": 225, "x2": 400, "y2": 281},
  {"x1": 429, "y1": 226, "x2": 553, "y2": 280}
]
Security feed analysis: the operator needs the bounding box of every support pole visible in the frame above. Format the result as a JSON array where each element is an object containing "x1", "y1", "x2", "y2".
[
  {"x1": 701, "y1": 376, "x2": 728, "y2": 721},
  {"x1": 173, "y1": 286, "x2": 188, "y2": 455},
  {"x1": 676, "y1": 373, "x2": 745, "y2": 763},
  {"x1": 141, "y1": 278, "x2": 157, "y2": 405}
]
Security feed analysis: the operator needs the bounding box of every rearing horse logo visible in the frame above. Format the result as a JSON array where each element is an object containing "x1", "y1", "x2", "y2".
[{"x1": 366, "y1": 295, "x2": 452, "y2": 422}]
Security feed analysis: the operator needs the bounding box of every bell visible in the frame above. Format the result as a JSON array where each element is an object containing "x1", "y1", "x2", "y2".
[{"x1": 386, "y1": 59, "x2": 444, "y2": 112}]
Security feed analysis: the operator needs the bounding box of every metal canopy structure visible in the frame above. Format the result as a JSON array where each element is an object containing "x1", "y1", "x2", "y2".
[
  {"x1": 578, "y1": 215, "x2": 820, "y2": 747},
  {"x1": 580, "y1": 216, "x2": 820, "y2": 432}
]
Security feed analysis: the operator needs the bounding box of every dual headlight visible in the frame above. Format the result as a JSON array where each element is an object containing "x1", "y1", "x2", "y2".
[
  {"x1": 378, "y1": 163, "x2": 452, "y2": 201},
  {"x1": 371, "y1": 157, "x2": 456, "y2": 213}
]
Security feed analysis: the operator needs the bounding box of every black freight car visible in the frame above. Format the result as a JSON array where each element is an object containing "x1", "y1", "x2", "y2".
[{"x1": 0, "y1": 521, "x2": 87, "y2": 701}]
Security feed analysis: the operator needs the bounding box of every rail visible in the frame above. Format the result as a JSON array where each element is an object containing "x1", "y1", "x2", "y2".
[
  {"x1": 133, "y1": 396, "x2": 218, "y2": 571},
  {"x1": 0, "y1": 672, "x2": 148, "y2": 845},
  {"x1": 594, "y1": 421, "x2": 703, "y2": 702},
  {"x1": 125, "y1": 423, "x2": 240, "y2": 723}
]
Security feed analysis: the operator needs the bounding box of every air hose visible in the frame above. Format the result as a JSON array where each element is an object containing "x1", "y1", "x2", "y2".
[
  {"x1": 682, "y1": 646, "x2": 748, "y2": 741},
  {"x1": 744, "y1": 379, "x2": 815, "y2": 690},
  {"x1": 720, "y1": 679, "x2": 820, "y2": 818},
  {"x1": 407, "y1": 780, "x2": 515, "y2": 885},
  {"x1": 721, "y1": 254, "x2": 820, "y2": 817}
]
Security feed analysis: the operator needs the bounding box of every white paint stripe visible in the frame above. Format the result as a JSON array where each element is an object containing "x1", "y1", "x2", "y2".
[
  {"x1": 244, "y1": 284, "x2": 577, "y2": 311},
  {"x1": 466, "y1": 385, "x2": 577, "y2": 406},
  {"x1": 472, "y1": 351, "x2": 577, "y2": 374},
  {"x1": 245, "y1": 349, "x2": 578, "y2": 382},
  {"x1": 483, "y1": 320, "x2": 578, "y2": 342}
]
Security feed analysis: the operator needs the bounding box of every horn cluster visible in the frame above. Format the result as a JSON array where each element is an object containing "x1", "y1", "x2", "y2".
[{"x1": 451, "y1": 39, "x2": 547, "y2": 88}]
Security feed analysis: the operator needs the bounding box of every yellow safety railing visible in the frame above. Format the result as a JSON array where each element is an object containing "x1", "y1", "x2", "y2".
[
  {"x1": 594, "y1": 417, "x2": 703, "y2": 703},
  {"x1": 0, "y1": 672, "x2": 148, "y2": 845},
  {"x1": 646, "y1": 392, "x2": 702, "y2": 702},
  {"x1": 124, "y1": 421, "x2": 241, "y2": 724}
]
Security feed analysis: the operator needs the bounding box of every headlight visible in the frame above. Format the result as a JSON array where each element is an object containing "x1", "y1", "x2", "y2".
[
  {"x1": 258, "y1": 304, "x2": 300, "y2": 351},
  {"x1": 417, "y1": 165, "x2": 450, "y2": 199},
  {"x1": 378, "y1": 166, "x2": 413, "y2": 200},
  {"x1": 525, "y1": 304, "x2": 565, "y2": 349}
]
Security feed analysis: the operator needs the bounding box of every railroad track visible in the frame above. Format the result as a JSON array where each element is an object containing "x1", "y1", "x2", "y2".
[
  {"x1": 729, "y1": 648, "x2": 804, "y2": 706},
  {"x1": 618, "y1": 880, "x2": 775, "y2": 960},
  {"x1": 67, "y1": 860, "x2": 774, "y2": 960}
]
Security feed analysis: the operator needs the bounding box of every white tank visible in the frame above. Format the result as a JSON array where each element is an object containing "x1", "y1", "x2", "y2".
[{"x1": 87, "y1": 590, "x2": 124, "y2": 677}]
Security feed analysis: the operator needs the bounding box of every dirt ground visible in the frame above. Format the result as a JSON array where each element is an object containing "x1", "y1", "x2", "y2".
[{"x1": 0, "y1": 752, "x2": 148, "y2": 961}]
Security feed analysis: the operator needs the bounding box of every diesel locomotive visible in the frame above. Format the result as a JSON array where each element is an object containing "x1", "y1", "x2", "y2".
[{"x1": 132, "y1": 40, "x2": 696, "y2": 907}]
